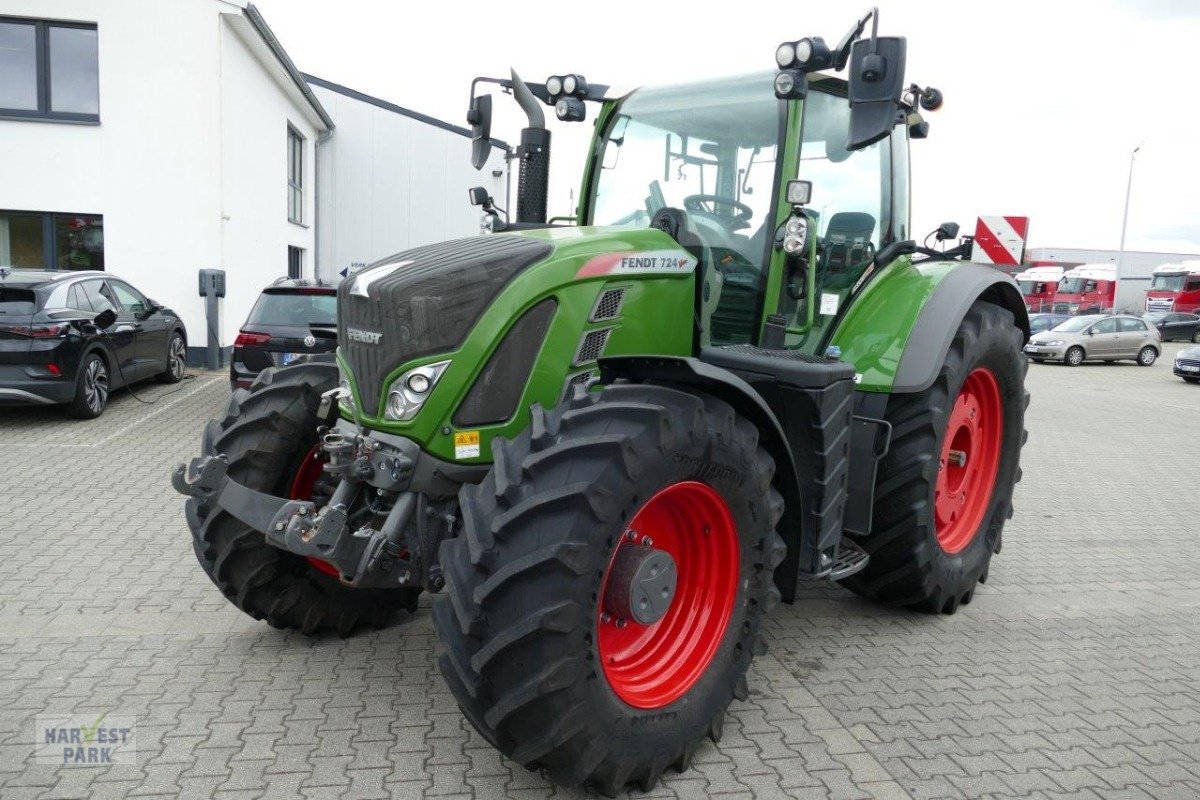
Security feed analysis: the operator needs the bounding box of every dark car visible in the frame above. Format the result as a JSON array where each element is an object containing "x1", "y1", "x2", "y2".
[
  {"x1": 1174, "y1": 344, "x2": 1200, "y2": 383},
  {"x1": 1142, "y1": 311, "x2": 1200, "y2": 343},
  {"x1": 0, "y1": 268, "x2": 187, "y2": 418},
  {"x1": 231, "y1": 278, "x2": 337, "y2": 389},
  {"x1": 1028, "y1": 312, "x2": 1072, "y2": 335}
]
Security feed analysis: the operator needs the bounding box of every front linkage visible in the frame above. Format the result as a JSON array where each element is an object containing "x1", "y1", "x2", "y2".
[{"x1": 174, "y1": 388, "x2": 459, "y2": 593}]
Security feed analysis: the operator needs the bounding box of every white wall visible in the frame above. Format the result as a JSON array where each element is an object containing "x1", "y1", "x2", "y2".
[
  {"x1": 310, "y1": 82, "x2": 508, "y2": 280},
  {"x1": 217, "y1": 11, "x2": 319, "y2": 341},
  {"x1": 0, "y1": 0, "x2": 325, "y2": 347}
]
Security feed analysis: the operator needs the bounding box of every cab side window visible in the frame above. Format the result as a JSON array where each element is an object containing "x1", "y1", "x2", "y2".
[
  {"x1": 1084, "y1": 280, "x2": 1097, "y2": 292},
  {"x1": 1117, "y1": 318, "x2": 1146, "y2": 332},
  {"x1": 80, "y1": 280, "x2": 117, "y2": 315},
  {"x1": 108, "y1": 281, "x2": 148, "y2": 315}
]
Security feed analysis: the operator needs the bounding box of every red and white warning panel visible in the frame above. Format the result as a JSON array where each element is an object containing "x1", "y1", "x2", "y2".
[{"x1": 971, "y1": 216, "x2": 1029, "y2": 266}]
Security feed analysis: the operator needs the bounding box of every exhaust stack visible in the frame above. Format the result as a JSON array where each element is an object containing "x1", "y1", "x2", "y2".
[{"x1": 510, "y1": 69, "x2": 551, "y2": 224}]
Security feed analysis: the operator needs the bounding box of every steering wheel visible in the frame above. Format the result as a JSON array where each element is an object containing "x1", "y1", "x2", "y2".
[{"x1": 683, "y1": 194, "x2": 753, "y2": 231}]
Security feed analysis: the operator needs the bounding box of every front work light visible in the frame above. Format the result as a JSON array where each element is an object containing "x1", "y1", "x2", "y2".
[
  {"x1": 545, "y1": 75, "x2": 563, "y2": 96},
  {"x1": 774, "y1": 69, "x2": 807, "y2": 99},
  {"x1": 555, "y1": 96, "x2": 586, "y2": 122},
  {"x1": 785, "y1": 179, "x2": 813, "y2": 206}
]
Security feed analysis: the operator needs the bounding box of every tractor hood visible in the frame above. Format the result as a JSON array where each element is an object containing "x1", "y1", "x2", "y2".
[{"x1": 338, "y1": 235, "x2": 553, "y2": 416}]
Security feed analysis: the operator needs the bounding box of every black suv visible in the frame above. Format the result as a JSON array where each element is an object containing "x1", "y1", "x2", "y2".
[
  {"x1": 0, "y1": 269, "x2": 187, "y2": 418},
  {"x1": 231, "y1": 278, "x2": 338, "y2": 389}
]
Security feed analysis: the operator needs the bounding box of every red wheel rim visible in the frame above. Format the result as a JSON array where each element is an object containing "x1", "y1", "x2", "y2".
[
  {"x1": 934, "y1": 368, "x2": 1004, "y2": 554},
  {"x1": 289, "y1": 446, "x2": 339, "y2": 578},
  {"x1": 597, "y1": 481, "x2": 739, "y2": 709}
]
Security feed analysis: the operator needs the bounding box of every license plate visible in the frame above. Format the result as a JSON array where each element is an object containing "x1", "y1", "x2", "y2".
[
  {"x1": 280, "y1": 352, "x2": 305, "y2": 365},
  {"x1": 1182, "y1": 365, "x2": 1200, "y2": 373},
  {"x1": 1024, "y1": 346, "x2": 1046, "y2": 354}
]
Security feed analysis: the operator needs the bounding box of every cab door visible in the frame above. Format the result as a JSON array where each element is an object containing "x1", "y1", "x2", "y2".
[
  {"x1": 1087, "y1": 317, "x2": 1120, "y2": 357},
  {"x1": 80, "y1": 279, "x2": 138, "y2": 385},
  {"x1": 108, "y1": 279, "x2": 166, "y2": 378}
]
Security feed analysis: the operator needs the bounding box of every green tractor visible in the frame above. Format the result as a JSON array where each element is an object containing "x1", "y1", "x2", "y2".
[{"x1": 175, "y1": 9, "x2": 1027, "y2": 795}]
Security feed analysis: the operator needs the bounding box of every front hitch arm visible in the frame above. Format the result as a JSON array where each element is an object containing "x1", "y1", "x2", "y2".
[{"x1": 172, "y1": 455, "x2": 414, "y2": 589}]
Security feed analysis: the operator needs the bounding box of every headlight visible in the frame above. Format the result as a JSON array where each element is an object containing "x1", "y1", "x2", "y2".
[
  {"x1": 337, "y1": 363, "x2": 356, "y2": 414},
  {"x1": 1042, "y1": 340, "x2": 1064, "y2": 346},
  {"x1": 545, "y1": 75, "x2": 562, "y2": 96},
  {"x1": 385, "y1": 360, "x2": 450, "y2": 421},
  {"x1": 562, "y1": 74, "x2": 577, "y2": 95},
  {"x1": 794, "y1": 38, "x2": 813, "y2": 64}
]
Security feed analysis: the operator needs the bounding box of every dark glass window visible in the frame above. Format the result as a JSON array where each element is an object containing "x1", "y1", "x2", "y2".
[
  {"x1": 287, "y1": 126, "x2": 303, "y2": 223},
  {"x1": 108, "y1": 280, "x2": 148, "y2": 315},
  {"x1": 48, "y1": 25, "x2": 98, "y2": 115},
  {"x1": 0, "y1": 17, "x2": 99, "y2": 121},
  {"x1": 0, "y1": 21, "x2": 37, "y2": 111},
  {"x1": 287, "y1": 245, "x2": 303, "y2": 279},
  {"x1": 0, "y1": 211, "x2": 45, "y2": 267},
  {"x1": 54, "y1": 214, "x2": 104, "y2": 270},
  {"x1": 246, "y1": 291, "x2": 337, "y2": 327}
]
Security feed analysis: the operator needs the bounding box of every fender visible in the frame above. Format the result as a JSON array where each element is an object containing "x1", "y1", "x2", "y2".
[
  {"x1": 597, "y1": 355, "x2": 807, "y2": 603},
  {"x1": 831, "y1": 259, "x2": 1029, "y2": 393},
  {"x1": 894, "y1": 263, "x2": 1029, "y2": 392}
]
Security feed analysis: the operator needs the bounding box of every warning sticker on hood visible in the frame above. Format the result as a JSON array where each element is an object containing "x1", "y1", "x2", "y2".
[
  {"x1": 454, "y1": 430, "x2": 481, "y2": 459},
  {"x1": 576, "y1": 250, "x2": 697, "y2": 278}
]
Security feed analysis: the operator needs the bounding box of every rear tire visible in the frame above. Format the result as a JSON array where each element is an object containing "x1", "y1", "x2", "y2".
[
  {"x1": 1065, "y1": 346, "x2": 1084, "y2": 366},
  {"x1": 66, "y1": 352, "x2": 109, "y2": 419},
  {"x1": 1137, "y1": 346, "x2": 1157, "y2": 366},
  {"x1": 433, "y1": 385, "x2": 785, "y2": 795},
  {"x1": 184, "y1": 362, "x2": 420, "y2": 637},
  {"x1": 841, "y1": 302, "x2": 1026, "y2": 614}
]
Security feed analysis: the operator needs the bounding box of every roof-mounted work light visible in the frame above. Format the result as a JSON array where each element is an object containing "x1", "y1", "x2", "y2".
[{"x1": 775, "y1": 37, "x2": 833, "y2": 72}]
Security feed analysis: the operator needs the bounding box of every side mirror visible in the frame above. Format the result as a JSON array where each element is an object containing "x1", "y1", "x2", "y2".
[
  {"x1": 935, "y1": 222, "x2": 959, "y2": 241},
  {"x1": 467, "y1": 93, "x2": 493, "y2": 170},
  {"x1": 846, "y1": 36, "x2": 907, "y2": 151},
  {"x1": 94, "y1": 309, "x2": 117, "y2": 329}
]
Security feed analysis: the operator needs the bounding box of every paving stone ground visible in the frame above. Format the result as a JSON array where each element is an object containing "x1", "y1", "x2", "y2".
[{"x1": 0, "y1": 345, "x2": 1198, "y2": 799}]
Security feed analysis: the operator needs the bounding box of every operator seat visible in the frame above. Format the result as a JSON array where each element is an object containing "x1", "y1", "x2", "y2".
[
  {"x1": 650, "y1": 207, "x2": 723, "y2": 345},
  {"x1": 820, "y1": 212, "x2": 876, "y2": 289}
]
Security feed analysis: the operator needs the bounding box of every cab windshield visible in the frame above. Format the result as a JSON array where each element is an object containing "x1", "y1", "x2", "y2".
[
  {"x1": 1057, "y1": 277, "x2": 1091, "y2": 294},
  {"x1": 1052, "y1": 315, "x2": 1101, "y2": 333},
  {"x1": 591, "y1": 73, "x2": 780, "y2": 263},
  {"x1": 1151, "y1": 274, "x2": 1186, "y2": 292}
]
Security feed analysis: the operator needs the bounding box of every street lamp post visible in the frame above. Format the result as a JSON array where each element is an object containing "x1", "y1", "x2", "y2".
[{"x1": 1114, "y1": 142, "x2": 1142, "y2": 313}]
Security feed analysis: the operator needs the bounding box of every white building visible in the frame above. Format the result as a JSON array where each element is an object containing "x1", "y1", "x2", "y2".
[
  {"x1": 307, "y1": 76, "x2": 509, "y2": 282},
  {"x1": 0, "y1": 0, "x2": 508, "y2": 360},
  {"x1": 1026, "y1": 247, "x2": 1200, "y2": 281},
  {"x1": 0, "y1": 0, "x2": 330, "y2": 355}
]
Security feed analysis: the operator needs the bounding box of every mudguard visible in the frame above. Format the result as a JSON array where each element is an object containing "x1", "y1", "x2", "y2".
[
  {"x1": 830, "y1": 259, "x2": 1029, "y2": 393},
  {"x1": 598, "y1": 355, "x2": 809, "y2": 604}
]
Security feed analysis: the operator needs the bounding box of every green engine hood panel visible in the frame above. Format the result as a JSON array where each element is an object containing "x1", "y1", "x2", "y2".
[{"x1": 339, "y1": 226, "x2": 698, "y2": 464}]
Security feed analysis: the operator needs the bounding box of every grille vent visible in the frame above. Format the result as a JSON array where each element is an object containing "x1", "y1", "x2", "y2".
[
  {"x1": 590, "y1": 288, "x2": 626, "y2": 321},
  {"x1": 573, "y1": 328, "x2": 612, "y2": 367}
]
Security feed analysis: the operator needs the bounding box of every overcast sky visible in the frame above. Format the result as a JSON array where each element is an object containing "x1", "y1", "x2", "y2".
[{"x1": 255, "y1": 0, "x2": 1200, "y2": 255}]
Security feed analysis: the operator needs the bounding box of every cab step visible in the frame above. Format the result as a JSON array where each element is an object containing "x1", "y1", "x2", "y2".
[{"x1": 828, "y1": 539, "x2": 869, "y2": 582}]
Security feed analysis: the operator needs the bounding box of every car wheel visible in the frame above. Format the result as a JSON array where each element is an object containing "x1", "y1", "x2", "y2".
[
  {"x1": 156, "y1": 332, "x2": 187, "y2": 384},
  {"x1": 1137, "y1": 346, "x2": 1157, "y2": 366},
  {"x1": 66, "y1": 353, "x2": 110, "y2": 419},
  {"x1": 1065, "y1": 346, "x2": 1084, "y2": 366}
]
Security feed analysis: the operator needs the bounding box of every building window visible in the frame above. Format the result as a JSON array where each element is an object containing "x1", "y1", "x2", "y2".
[
  {"x1": 0, "y1": 17, "x2": 99, "y2": 122},
  {"x1": 287, "y1": 125, "x2": 304, "y2": 224},
  {"x1": 288, "y1": 246, "x2": 304, "y2": 279},
  {"x1": 0, "y1": 210, "x2": 104, "y2": 270}
]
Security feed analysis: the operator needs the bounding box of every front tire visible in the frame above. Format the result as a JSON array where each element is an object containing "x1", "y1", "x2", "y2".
[
  {"x1": 185, "y1": 362, "x2": 420, "y2": 637},
  {"x1": 1065, "y1": 346, "x2": 1085, "y2": 366},
  {"x1": 156, "y1": 331, "x2": 187, "y2": 383},
  {"x1": 841, "y1": 301, "x2": 1026, "y2": 614},
  {"x1": 433, "y1": 385, "x2": 785, "y2": 795}
]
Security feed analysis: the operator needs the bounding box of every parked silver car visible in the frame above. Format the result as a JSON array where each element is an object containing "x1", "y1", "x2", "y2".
[{"x1": 1024, "y1": 314, "x2": 1161, "y2": 366}]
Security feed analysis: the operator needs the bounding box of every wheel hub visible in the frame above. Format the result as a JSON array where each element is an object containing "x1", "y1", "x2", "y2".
[
  {"x1": 934, "y1": 368, "x2": 1003, "y2": 554},
  {"x1": 603, "y1": 543, "x2": 677, "y2": 626}
]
